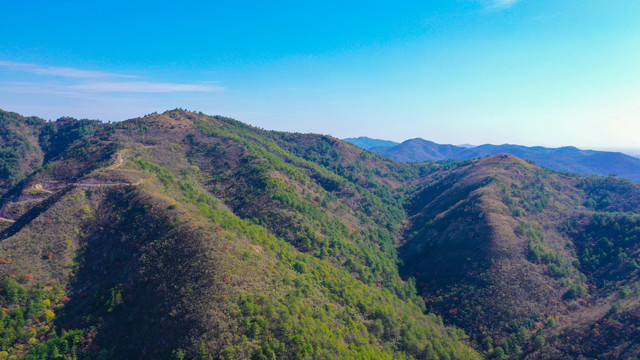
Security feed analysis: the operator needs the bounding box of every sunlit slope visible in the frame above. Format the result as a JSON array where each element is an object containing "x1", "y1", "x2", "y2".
[{"x1": 0, "y1": 110, "x2": 479, "y2": 359}]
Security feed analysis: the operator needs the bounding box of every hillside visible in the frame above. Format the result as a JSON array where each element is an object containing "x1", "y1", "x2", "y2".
[
  {"x1": 400, "y1": 153, "x2": 640, "y2": 359},
  {"x1": 2, "y1": 109, "x2": 640, "y2": 360},
  {"x1": 362, "y1": 138, "x2": 640, "y2": 183},
  {"x1": 0, "y1": 109, "x2": 479, "y2": 359}
]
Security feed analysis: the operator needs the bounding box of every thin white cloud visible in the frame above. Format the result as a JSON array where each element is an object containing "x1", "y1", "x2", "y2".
[
  {"x1": 0, "y1": 60, "x2": 223, "y2": 94},
  {"x1": 490, "y1": 0, "x2": 521, "y2": 8},
  {"x1": 477, "y1": 0, "x2": 522, "y2": 10},
  {"x1": 0, "y1": 60, "x2": 136, "y2": 79},
  {"x1": 0, "y1": 81, "x2": 85, "y2": 97},
  {"x1": 74, "y1": 81, "x2": 222, "y2": 93},
  {"x1": 0, "y1": 81, "x2": 222, "y2": 94}
]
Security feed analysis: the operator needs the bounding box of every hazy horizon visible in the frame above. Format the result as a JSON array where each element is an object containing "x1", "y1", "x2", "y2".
[{"x1": 2, "y1": 1, "x2": 639, "y2": 149}]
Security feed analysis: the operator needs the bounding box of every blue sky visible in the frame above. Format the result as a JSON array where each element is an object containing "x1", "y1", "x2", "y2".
[{"x1": 1, "y1": 0, "x2": 639, "y2": 149}]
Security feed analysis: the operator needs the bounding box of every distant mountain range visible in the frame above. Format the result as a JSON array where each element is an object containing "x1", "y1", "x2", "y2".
[{"x1": 345, "y1": 137, "x2": 640, "y2": 182}]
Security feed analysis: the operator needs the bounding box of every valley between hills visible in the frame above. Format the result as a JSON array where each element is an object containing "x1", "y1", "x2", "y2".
[{"x1": 0, "y1": 109, "x2": 639, "y2": 359}]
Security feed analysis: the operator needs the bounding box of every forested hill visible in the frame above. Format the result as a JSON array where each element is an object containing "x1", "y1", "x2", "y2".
[
  {"x1": 1, "y1": 108, "x2": 640, "y2": 359},
  {"x1": 400, "y1": 154, "x2": 640, "y2": 359},
  {"x1": 0, "y1": 109, "x2": 479, "y2": 359}
]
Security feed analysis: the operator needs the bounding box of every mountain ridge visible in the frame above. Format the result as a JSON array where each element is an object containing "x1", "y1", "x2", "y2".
[
  {"x1": 346, "y1": 137, "x2": 640, "y2": 182},
  {"x1": 1, "y1": 109, "x2": 640, "y2": 359}
]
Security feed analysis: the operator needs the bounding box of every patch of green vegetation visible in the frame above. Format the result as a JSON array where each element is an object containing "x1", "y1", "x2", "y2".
[
  {"x1": 0, "y1": 112, "x2": 41, "y2": 189},
  {"x1": 502, "y1": 179, "x2": 551, "y2": 216},
  {"x1": 562, "y1": 281, "x2": 587, "y2": 300},
  {"x1": 571, "y1": 213, "x2": 640, "y2": 284},
  {"x1": 516, "y1": 222, "x2": 574, "y2": 278},
  {"x1": 579, "y1": 176, "x2": 640, "y2": 212},
  {"x1": 38, "y1": 118, "x2": 104, "y2": 162},
  {"x1": 0, "y1": 276, "x2": 98, "y2": 359}
]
